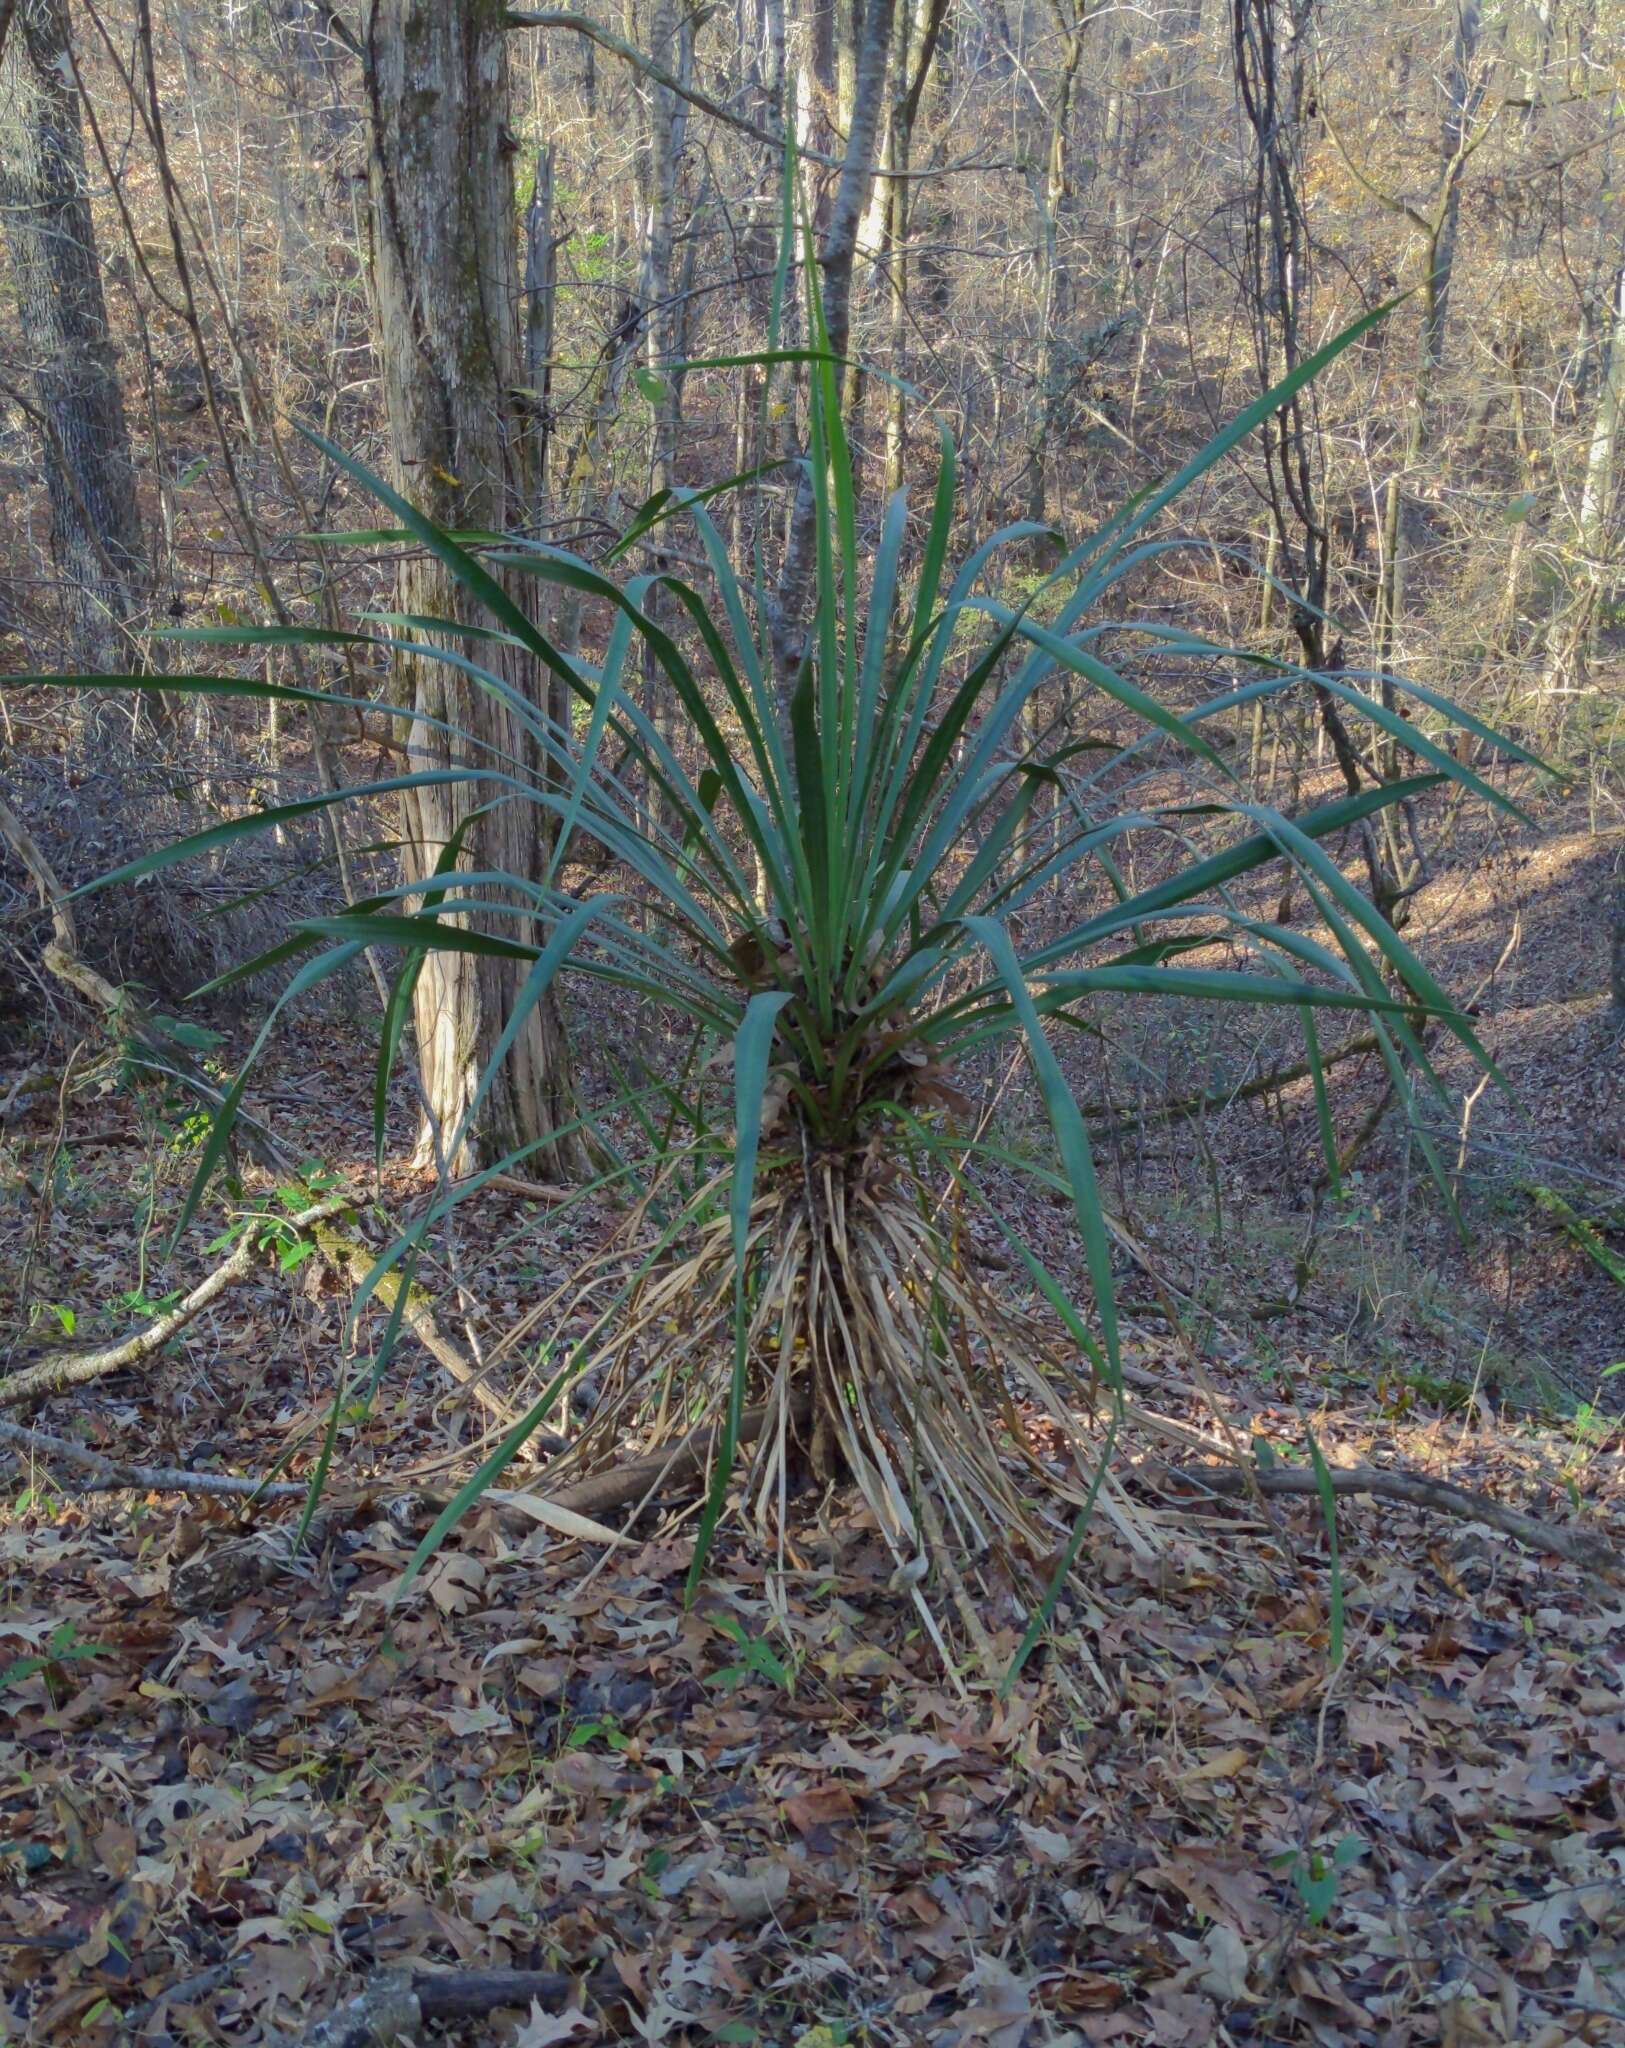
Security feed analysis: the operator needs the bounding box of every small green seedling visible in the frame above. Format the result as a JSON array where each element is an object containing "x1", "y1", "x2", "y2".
[
  {"x1": 706, "y1": 1613, "x2": 794, "y2": 1693},
  {"x1": 1271, "y1": 1834, "x2": 1367, "y2": 1924}
]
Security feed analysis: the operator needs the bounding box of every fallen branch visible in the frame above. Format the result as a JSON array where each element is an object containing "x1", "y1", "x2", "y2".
[
  {"x1": 296, "y1": 1965, "x2": 604, "y2": 2048},
  {"x1": 1169, "y1": 1458, "x2": 1621, "y2": 1577},
  {"x1": 479, "y1": 1170, "x2": 575, "y2": 1204},
  {"x1": 536, "y1": 1396, "x2": 811, "y2": 1521},
  {"x1": 1085, "y1": 1031, "x2": 1381, "y2": 1144},
  {"x1": 307, "y1": 1214, "x2": 523, "y2": 1429},
  {"x1": 0, "y1": 1195, "x2": 352, "y2": 1409},
  {"x1": 172, "y1": 1399, "x2": 806, "y2": 1615},
  {"x1": 0, "y1": 1416, "x2": 306, "y2": 1499}
]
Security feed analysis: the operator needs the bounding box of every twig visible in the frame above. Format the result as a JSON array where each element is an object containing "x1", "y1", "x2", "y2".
[
  {"x1": 0, "y1": 1195, "x2": 352, "y2": 1409},
  {"x1": 120, "y1": 1961, "x2": 239, "y2": 2030},
  {"x1": 1086, "y1": 1031, "x2": 1381, "y2": 1143},
  {"x1": 520, "y1": 1396, "x2": 811, "y2": 1522},
  {"x1": 484, "y1": 1170, "x2": 574, "y2": 1204}
]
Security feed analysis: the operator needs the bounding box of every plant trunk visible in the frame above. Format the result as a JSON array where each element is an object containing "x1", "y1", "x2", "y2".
[{"x1": 365, "y1": 0, "x2": 586, "y2": 1178}]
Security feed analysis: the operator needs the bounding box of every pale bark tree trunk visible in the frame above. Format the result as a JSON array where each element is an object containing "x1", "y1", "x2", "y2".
[
  {"x1": 1576, "y1": 258, "x2": 1624, "y2": 579},
  {"x1": 1102, "y1": 21, "x2": 1136, "y2": 308},
  {"x1": 631, "y1": 0, "x2": 683, "y2": 785},
  {"x1": 1020, "y1": 2, "x2": 1084, "y2": 537},
  {"x1": 1371, "y1": 0, "x2": 1485, "y2": 693},
  {"x1": 880, "y1": 0, "x2": 947, "y2": 498},
  {"x1": 1547, "y1": 250, "x2": 1624, "y2": 686},
  {"x1": 0, "y1": 0, "x2": 146, "y2": 676},
  {"x1": 365, "y1": 0, "x2": 585, "y2": 1178},
  {"x1": 770, "y1": 0, "x2": 896, "y2": 687}
]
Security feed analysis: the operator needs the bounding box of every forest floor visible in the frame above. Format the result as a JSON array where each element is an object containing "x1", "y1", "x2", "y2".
[{"x1": 1, "y1": 778, "x2": 1623, "y2": 2046}]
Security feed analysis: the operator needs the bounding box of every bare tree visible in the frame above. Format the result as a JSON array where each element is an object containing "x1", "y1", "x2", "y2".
[
  {"x1": 1353, "y1": 1, "x2": 1492, "y2": 689},
  {"x1": 1017, "y1": 0, "x2": 1088, "y2": 535},
  {"x1": 1232, "y1": 0, "x2": 1408, "y2": 919}
]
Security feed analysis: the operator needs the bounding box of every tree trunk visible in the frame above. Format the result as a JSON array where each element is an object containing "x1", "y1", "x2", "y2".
[
  {"x1": 1372, "y1": 0, "x2": 1483, "y2": 693},
  {"x1": 0, "y1": 0, "x2": 146, "y2": 676},
  {"x1": 1019, "y1": 2, "x2": 1084, "y2": 540},
  {"x1": 364, "y1": 0, "x2": 585, "y2": 1178},
  {"x1": 1553, "y1": 252, "x2": 1625, "y2": 679},
  {"x1": 632, "y1": 0, "x2": 683, "y2": 796},
  {"x1": 769, "y1": 0, "x2": 896, "y2": 687},
  {"x1": 882, "y1": 0, "x2": 947, "y2": 498}
]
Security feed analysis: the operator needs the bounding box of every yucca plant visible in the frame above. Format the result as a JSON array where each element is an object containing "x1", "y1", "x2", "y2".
[{"x1": 26, "y1": 233, "x2": 1543, "y2": 1642}]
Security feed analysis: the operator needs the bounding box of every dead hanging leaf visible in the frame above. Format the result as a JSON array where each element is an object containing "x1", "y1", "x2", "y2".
[
  {"x1": 438, "y1": 1700, "x2": 511, "y2": 1736},
  {"x1": 1506, "y1": 1886, "x2": 1616, "y2": 1952},
  {"x1": 817, "y1": 1730, "x2": 963, "y2": 1787},
  {"x1": 1174, "y1": 1744, "x2": 1253, "y2": 1786},
  {"x1": 906, "y1": 1060, "x2": 973, "y2": 1117},
  {"x1": 755, "y1": 1071, "x2": 792, "y2": 1142},
  {"x1": 1149, "y1": 1850, "x2": 1279, "y2": 1940},
  {"x1": 466, "y1": 1871, "x2": 533, "y2": 1930},
  {"x1": 481, "y1": 1491, "x2": 630, "y2": 1545}
]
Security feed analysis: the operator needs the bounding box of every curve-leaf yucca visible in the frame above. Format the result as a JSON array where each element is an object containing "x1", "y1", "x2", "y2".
[{"x1": 21, "y1": 239, "x2": 1543, "y2": 1642}]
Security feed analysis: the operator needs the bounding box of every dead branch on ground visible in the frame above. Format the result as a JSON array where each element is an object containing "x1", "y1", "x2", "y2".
[
  {"x1": 1166, "y1": 1456, "x2": 1620, "y2": 1577},
  {"x1": 295, "y1": 1965, "x2": 609, "y2": 2048},
  {"x1": 0, "y1": 1415, "x2": 306, "y2": 1500},
  {"x1": 0, "y1": 1194, "x2": 352, "y2": 1408}
]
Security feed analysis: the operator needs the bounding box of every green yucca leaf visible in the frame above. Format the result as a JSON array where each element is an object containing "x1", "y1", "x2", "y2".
[
  {"x1": 1035, "y1": 965, "x2": 1449, "y2": 1014},
  {"x1": 1244, "y1": 803, "x2": 1501, "y2": 1080},
  {"x1": 69, "y1": 772, "x2": 485, "y2": 900},
  {"x1": 1063, "y1": 294, "x2": 1402, "y2": 582},
  {"x1": 688, "y1": 989, "x2": 794, "y2": 1599},
  {"x1": 607, "y1": 458, "x2": 789, "y2": 563},
  {"x1": 1305, "y1": 1426, "x2": 1345, "y2": 1669},
  {"x1": 298, "y1": 914, "x2": 542, "y2": 962},
  {"x1": 1020, "y1": 775, "x2": 1446, "y2": 970},
  {"x1": 962, "y1": 916, "x2": 1121, "y2": 1380},
  {"x1": 159, "y1": 622, "x2": 363, "y2": 649},
  {"x1": 964, "y1": 600, "x2": 1231, "y2": 775}
]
